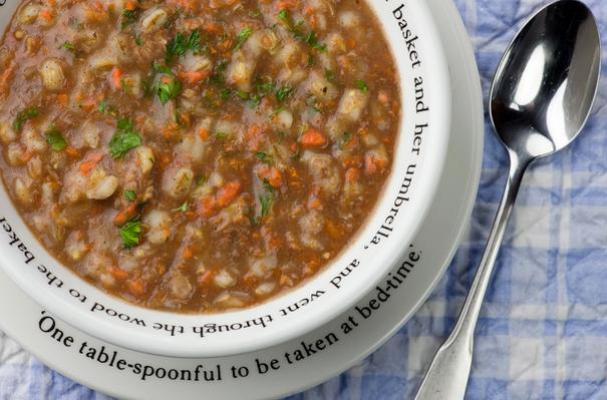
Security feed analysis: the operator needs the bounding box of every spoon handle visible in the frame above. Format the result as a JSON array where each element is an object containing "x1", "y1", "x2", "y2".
[{"x1": 414, "y1": 153, "x2": 530, "y2": 400}]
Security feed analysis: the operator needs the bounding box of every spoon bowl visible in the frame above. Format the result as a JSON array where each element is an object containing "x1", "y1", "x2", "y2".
[{"x1": 490, "y1": 0, "x2": 601, "y2": 161}]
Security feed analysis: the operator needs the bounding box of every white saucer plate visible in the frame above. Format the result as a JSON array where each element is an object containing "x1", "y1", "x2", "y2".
[{"x1": 0, "y1": 0, "x2": 483, "y2": 398}]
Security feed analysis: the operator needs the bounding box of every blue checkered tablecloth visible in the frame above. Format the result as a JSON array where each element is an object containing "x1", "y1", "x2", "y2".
[{"x1": 1, "y1": 0, "x2": 607, "y2": 399}]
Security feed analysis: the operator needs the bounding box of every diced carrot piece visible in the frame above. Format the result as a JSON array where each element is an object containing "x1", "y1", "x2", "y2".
[
  {"x1": 178, "y1": 70, "x2": 210, "y2": 85},
  {"x1": 57, "y1": 93, "x2": 69, "y2": 106},
  {"x1": 326, "y1": 220, "x2": 342, "y2": 239},
  {"x1": 259, "y1": 166, "x2": 283, "y2": 189},
  {"x1": 114, "y1": 203, "x2": 138, "y2": 226},
  {"x1": 80, "y1": 153, "x2": 103, "y2": 176},
  {"x1": 0, "y1": 63, "x2": 15, "y2": 95},
  {"x1": 65, "y1": 146, "x2": 80, "y2": 158},
  {"x1": 216, "y1": 181, "x2": 241, "y2": 208},
  {"x1": 197, "y1": 270, "x2": 214, "y2": 286},
  {"x1": 345, "y1": 167, "x2": 361, "y2": 183},
  {"x1": 110, "y1": 267, "x2": 129, "y2": 281},
  {"x1": 276, "y1": 0, "x2": 298, "y2": 11},
  {"x1": 245, "y1": 125, "x2": 264, "y2": 151},
  {"x1": 203, "y1": 22, "x2": 222, "y2": 34},
  {"x1": 127, "y1": 280, "x2": 145, "y2": 296},
  {"x1": 198, "y1": 127, "x2": 210, "y2": 141},
  {"x1": 300, "y1": 128, "x2": 328, "y2": 149},
  {"x1": 182, "y1": 246, "x2": 193, "y2": 260},
  {"x1": 198, "y1": 196, "x2": 217, "y2": 217},
  {"x1": 124, "y1": 0, "x2": 137, "y2": 11},
  {"x1": 20, "y1": 150, "x2": 33, "y2": 163},
  {"x1": 364, "y1": 153, "x2": 389, "y2": 175},
  {"x1": 111, "y1": 68, "x2": 123, "y2": 90},
  {"x1": 40, "y1": 9, "x2": 54, "y2": 22}
]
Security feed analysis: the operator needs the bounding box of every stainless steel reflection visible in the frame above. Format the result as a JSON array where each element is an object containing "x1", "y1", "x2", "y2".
[{"x1": 415, "y1": 1, "x2": 600, "y2": 399}]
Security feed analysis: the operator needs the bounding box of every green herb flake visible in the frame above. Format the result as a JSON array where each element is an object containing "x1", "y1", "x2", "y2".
[
  {"x1": 277, "y1": 10, "x2": 289, "y2": 23},
  {"x1": 305, "y1": 31, "x2": 326, "y2": 51},
  {"x1": 13, "y1": 107, "x2": 40, "y2": 133},
  {"x1": 215, "y1": 131, "x2": 229, "y2": 140},
  {"x1": 276, "y1": 86, "x2": 293, "y2": 103},
  {"x1": 234, "y1": 27, "x2": 254, "y2": 50},
  {"x1": 45, "y1": 126, "x2": 68, "y2": 152},
  {"x1": 256, "y1": 151, "x2": 273, "y2": 165},
  {"x1": 257, "y1": 180, "x2": 276, "y2": 222},
  {"x1": 121, "y1": 9, "x2": 140, "y2": 30},
  {"x1": 173, "y1": 202, "x2": 189, "y2": 213},
  {"x1": 220, "y1": 88, "x2": 232, "y2": 101},
  {"x1": 120, "y1": 220, "x2": 142, "y2": 249},
  {"x1": 259, "y1": 193, "x2": 273, "y2": 219},
  {"x1": 125, "y1": 190, "x2": 137, "y2": 202},
  {"x1": 98, "y1": 100, "x2": 109, "y2": 113},
  {"x1": 236, "y1": 90, "x2": 250, "y2": 100},
  {"x1": 109, "y1": 118, "x2": 142, "y2": 159},
  {"x1": 166, "y1": 31, "x2": 202, "y2": 63},
  {"x1": 357, "y1": 79, "x2": 369, "y2": 93},
  {"x1": 135, "y1": 35, "x2": 144, "y2": 46},
  {"x1": 157, "y1": 76, "x2": 182, "y2": 104},
  {"x1": 60, "y1": 41, "x2": 76, "y2": 53}
]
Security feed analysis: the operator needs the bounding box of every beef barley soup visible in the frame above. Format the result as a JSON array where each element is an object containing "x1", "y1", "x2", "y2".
[{"x1": 0, "y1": 0, "x2": 401, "y2": 313}]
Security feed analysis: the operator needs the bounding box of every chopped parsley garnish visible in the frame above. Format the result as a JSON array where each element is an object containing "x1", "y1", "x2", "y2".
[
  {"x1": 166, "y1": 31, "x2": 201, "y2": 63},
  {"x1": 215, "y1": 131, "x2": 229, "y2": 140},
  {"x1": 256, "y1": 181, "x2": 276, "y2": 223},
  {"x1": 98, "y1": 100, "x2": 117, "y2": 116},
  {"x1": 256, "y1": 151, "x2": 273, "y2": 165},
  {"x1": 357, "y1": 79, "x2": 369, "y2": 93},
  {"x1": 234, "y1": 27, "x2": 254, "y2": 50},
  {"x1": 259, "y1": 193, "x2": 273, "y2": 220},
  {"x1": 13, "y1": 107, "x2": 40, "y2": 133},
  {"x1": 98, "y1": 100, "x2": 109, "y2": 113},
  {"x1": 157, "y1": 75, "x2": 182, "y2": 104},
  {"x1": 305, "y1": 31, "x2": 326, "y2": 51},
  {"x1": 121, "y1": 9, "x2": 140, "y2": 30},
  {"x1": 125, "y1": 190, "x2": 137, "y2": 202},
  {"x1": 45, "y1": 126, "x2": 67, "y2": 151},
  {"x1": 277, "y1": 10, "x2": 289, "y2": 23},
  {"x1": 109, "y1": 118, "x2": 142, "y2": 159},
  {"x1": 120, "y1": 220, "x2": 142, "y2": 249},
  {"x1": 220, "y1": 88, "x2": 232, "y2": 101},
  {"x1": 236, "y1": 90, "x2": 250, "y2": 100},
  {"x1": 256, "y1": 81, "x2": 276, "y2": 95},
  {"x1": 276, "y1": 86, "x2": 293, "y2": 102},
  {"x1": 210, "y1": 60, "x2": 228, "y2": 87},
  {"x1": 173, "y1": 202, "x2": 189, "y2": 213},
  {"x1": 135, "y1": 35, "x2": 144, "y2": 46},
  {"x1": 278, "y1": 10, "x2": 326, "y2": 52},
  {"x1": 60, "y1": 41, "x2": 76, "y2": 53}
]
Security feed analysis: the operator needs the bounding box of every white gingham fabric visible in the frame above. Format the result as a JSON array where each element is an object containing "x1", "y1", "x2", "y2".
[{"x1": 2, "y1": 0, "x2": 607, "y2": 398}]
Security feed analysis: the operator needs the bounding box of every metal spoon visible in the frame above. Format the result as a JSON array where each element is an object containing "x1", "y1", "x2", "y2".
[{"x1": 415, "y1": 1, "x2": 601, "y2": 399}]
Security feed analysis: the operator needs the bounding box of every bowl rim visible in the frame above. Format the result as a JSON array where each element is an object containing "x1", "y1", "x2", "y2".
[{"x1": 0, "y1": 0, "x2": 452, "y2": 358}]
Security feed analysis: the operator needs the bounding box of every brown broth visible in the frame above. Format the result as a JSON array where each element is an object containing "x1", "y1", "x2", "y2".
[{"x1": 0, "y1": 0, "x2": 401, "y2": 313}]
